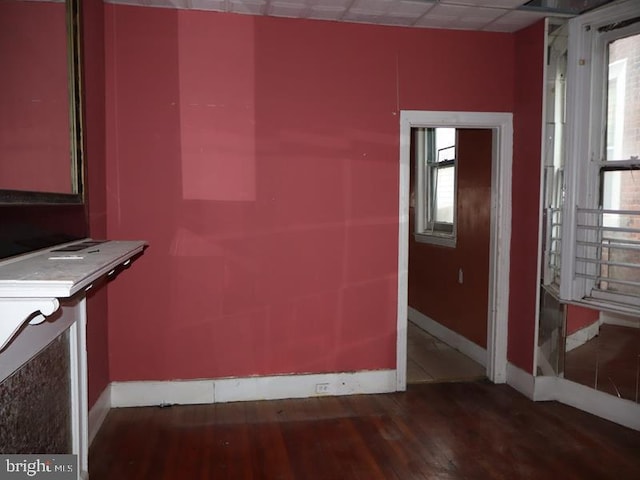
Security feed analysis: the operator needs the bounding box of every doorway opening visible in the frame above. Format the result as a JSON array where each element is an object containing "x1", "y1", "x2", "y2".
[
  {"x1": 407, "y1": 126, "x2": 492, "y2": 384},
  {"x1": 396, "y1": 111, "x2": 513, "y2": 390}
]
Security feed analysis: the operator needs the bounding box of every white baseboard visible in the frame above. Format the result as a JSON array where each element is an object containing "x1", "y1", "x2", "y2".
[
  {"x1": 504, "y1": 369, "x2": 640, "y2": 431},
  {"x1": 506, "y1": 362, "x2": 535, "y2": 399},
  {"x1": 532, "y1": 375, "x2": 557, "y2": 401},
  {"x1": 88, "y1": 384, "x2": 112, "y2": 446},
  {"x1": 565, "y1": 320, "x2": 601, "y2": 352},
  {"x1": 408, "y1": 307, "x2": 486, "y2": 367},
  {"x1": 600, "y1": 311, "x2": 640, "y2": 329},
  {"x1": 110, "y1": 369, "x2": 397, "y2": 408},
  {"x1": 552, "y1": 377, "x2": 640, "y2": 431},
  {"x1": 111, "y1": 379, "x2": 214, "y2": 407}
]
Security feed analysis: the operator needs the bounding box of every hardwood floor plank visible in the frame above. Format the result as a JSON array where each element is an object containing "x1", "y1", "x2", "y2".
[{"x1": 89, "y1": 382, "x2": 640, "y2": 480}]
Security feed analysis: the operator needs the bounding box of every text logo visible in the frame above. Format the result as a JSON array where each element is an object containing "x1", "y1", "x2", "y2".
[{"x1": 0, "y1": 455, "x2": 76, "y2": 479}]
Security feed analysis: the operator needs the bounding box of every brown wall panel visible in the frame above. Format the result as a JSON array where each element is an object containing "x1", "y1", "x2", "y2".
[{"x1": 409, "y1": 129, "x2": 492, "y2": 348}]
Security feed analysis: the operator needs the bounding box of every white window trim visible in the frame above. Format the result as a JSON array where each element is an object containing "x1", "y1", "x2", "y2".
[
  {"x1": 414, "y1": 128, "x2": 458, "y2": 248},
  {"x1": 562, "y1": 0, "x2": 640, "y2": 306}
]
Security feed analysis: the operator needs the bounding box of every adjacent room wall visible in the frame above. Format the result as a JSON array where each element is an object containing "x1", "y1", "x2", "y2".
[
  {"x1": 104, "y1": 5, "x2": 517, "y2": 382},
  {"x1": 409, "y1": 129, "x2": 493, "y2": 349}
]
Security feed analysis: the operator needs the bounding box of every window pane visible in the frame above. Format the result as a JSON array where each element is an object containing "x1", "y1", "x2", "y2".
[
  {"x1": 435, "y1": 128, "x2": 455, "y2": 162},
  {"x1": 433, "y1": 165, "x2": 454, "y2": 224},
  {"x1": 599, "y1": 170, "x2": 640, "y2": 296},
  {"x1": 606, "y1": 33, "x2": 640, "y2": 161}
]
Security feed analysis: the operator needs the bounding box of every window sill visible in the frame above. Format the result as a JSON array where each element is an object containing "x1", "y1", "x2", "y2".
[
  {"x1": 413, "y1": 233, "x2": 456, "y2": 248},
  {"x1": 565, "y1": 297, "x2": 640, "y2": 319}
]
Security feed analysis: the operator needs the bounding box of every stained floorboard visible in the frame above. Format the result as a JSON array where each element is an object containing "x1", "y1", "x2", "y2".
[{"x1": 89, "y1": 382, "x2": 640, "y2": 479}]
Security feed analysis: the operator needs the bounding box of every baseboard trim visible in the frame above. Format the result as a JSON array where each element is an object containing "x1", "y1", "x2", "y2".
[
  {"x1": 565, "y1": 320, "x2": 600, "y2": 352},
  {"x1": 532, "y1": 375, "x2": 557, "y2": 401},
  {"x1": 110, "y1": 369, "x2": 397, "y2": 408},
  {"x1": 88, "y1": 385, "x2": 112, "y2": 446},
  {"x1": 408, "y1": 307, "x2": 487, "y2": 367},
  {"x1": 505, "y1": 369, "x2": 640, "y2": 431},
  {"x1": 600, "y1": 311, "x2": 640, "y2": 329},
  {"x1": 553, "y1": 377, "x2": 640, "y2": 431},
  {"x1": 506, "y1": 362, "x2": 535, "y2": 399}
]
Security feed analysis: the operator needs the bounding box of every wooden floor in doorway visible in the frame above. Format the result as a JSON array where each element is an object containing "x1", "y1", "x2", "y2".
[
  {"x1": 89, "y1": 381, "x2": 640, "y2": 479},
  {"x1": 407, "y1": 321, "x2": 485, "y2": 384}
]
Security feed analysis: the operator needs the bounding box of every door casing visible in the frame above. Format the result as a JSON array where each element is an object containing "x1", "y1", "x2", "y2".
[{"x1": 397, "y1": 110, "x2": 513, "y2": 390}]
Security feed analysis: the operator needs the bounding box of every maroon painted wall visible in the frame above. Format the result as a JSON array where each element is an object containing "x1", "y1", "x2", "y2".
[
  {"x1": 83, "y1": 0, "x2": 110, "y2": 408},
  {"x1": 104, "y1": 5, "x2": 516, "y2": 382},
  {"x1": 0, "y1": 0, "x2": 71, "y2": 193},
  {"x1": 566, "y1": 305, "x2": 600, "y2": 335},
  {"x1": 510, "y1": 20, "x2": 546, "y2": 373},
  {"x1": 409, "y1": 129, "x2": 492, "y2": 348}
]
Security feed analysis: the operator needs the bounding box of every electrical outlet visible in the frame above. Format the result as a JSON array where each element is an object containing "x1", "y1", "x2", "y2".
[{"x1": 315, "y1": 383, "x2": 330, "y2": 394}]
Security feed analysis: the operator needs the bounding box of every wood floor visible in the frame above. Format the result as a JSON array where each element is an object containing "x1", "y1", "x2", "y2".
[
  {"x1": 406, "y1": 321, "x2": 485, "y2": 384},
  {"x1": 89, "y1": 381, "x2": 640, "y2": 479},
  {"x1": 565, "y1": 324, "x2": 640, "y2": 403}
]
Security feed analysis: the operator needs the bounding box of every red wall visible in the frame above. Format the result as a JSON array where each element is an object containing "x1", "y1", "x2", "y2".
[
  {"x1": 83, "y1": 0, "x2": 110, "y2": 408},
  {"x1": 0, "y1": 0, "x2": 71, "y2": 193},
  {"x1": 409, "y1": 129, "x2": 492, "y2": 348},
  {"x1": 510, "y1": 20, "x2": 546, "y2": 372},
  {"x1": 104, "y1": 6, "x2": 518, "y2": 381},
  {"x1": 566, "y1": 305, "x2": 600, "y2": 335}
]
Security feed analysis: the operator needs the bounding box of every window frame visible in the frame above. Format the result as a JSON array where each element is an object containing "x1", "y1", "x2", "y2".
[
  {"x1": 561, "y1": 1, "x2": 640, "y2": 313},
  {"x1": 414, "y1": 127, "x2": 458, "y2": 248}
]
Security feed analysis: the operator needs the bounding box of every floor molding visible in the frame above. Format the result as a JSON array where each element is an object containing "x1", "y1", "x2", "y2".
[
  {"x1": 506, "y1": 366, "x2": 640, "y2": 431},
  {"x1": 552, "y1": 377, "x2": 640, "y2": 431},
  {"x1": 90, "y1": 368, "x2": 640, "y2": 444},
  {"x1": 88, "y1": 384, "x2": 112, "y2": 446},
  {"x1": 408, "y1": 307, "x2": 487, "y2": 368},
  {"x1": 506, "y1": 362, "x2": 535, "y2": 399},
  {"x1": 566, "y1": 320, "x2": 601, "y2": 352},
  {"x1": 601, "y1": 311, "x2": 640, "y2": 329},
  {"x1": 110, "y1": 370, "x2": 397, "y2": 408}
]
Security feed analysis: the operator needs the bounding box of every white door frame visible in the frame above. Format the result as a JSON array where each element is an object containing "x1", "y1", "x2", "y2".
[{"x1": 396, "y1": 111, "x2": 513, "y2": 390}]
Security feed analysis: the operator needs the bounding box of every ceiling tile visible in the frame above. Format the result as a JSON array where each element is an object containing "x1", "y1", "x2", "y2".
[
  {"x1": 414, "y1": 3, "x2": 505, "y2": 29},
  {"x1": 342, "y1": 10, "x2": 382, "y2": 23},
  {"x1": 484, "y1": 8, "x2": 547, "y2": 31},
  {"x1": 441, "y1": 0, "x2": 526, "y2": 7},
  {"x1": 307, "y1": 0, "x2": 351, "y2": 8},
  {"x1": 414, "y1": 16, "x2": 459, "y2": 28},
  {"x1": 430, "y1": 3, "x2": 505, "y2": 20},
  {"x1": 387, "y1": 0, "x2": 433, "y2": 18},
  {"x1": 189, "y1": 0, "x2": 228, "y2": 11},
  {"x1": 377, "y1": 14, "x2": 420, "y2": 26},
  {"x1": 352, "y1": 0, "x2": 395, "y2": 14},
  {"x1": 228, "y1": 0, "x2": 267, "y2": 14},
  {"x1": 269, "y1": 1, "x2": 308, "y2": 17},
  {"x1": 307, "y1": 6, "x2": 346, "y2": 19},
  {"x1": 107, "y1": 0, "x2": 561, "y2": 32}
]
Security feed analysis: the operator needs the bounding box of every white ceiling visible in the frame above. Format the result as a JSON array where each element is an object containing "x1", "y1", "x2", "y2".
[{"x1": 106, "y1": 0, "x2": 557, "y2": 33}]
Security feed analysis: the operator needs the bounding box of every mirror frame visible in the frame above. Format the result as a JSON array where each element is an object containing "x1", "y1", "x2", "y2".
[{"x1": 0, "y1": 0, "x2": 84, "y2": 205}]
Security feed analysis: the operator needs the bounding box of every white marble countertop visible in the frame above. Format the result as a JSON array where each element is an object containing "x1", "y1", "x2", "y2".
[{"x1": 0, "y1": 239, "x2": 146, "y2": 298}]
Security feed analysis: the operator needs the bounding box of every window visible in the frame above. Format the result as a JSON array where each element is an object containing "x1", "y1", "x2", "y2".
[
  {"x1": 561, "y1": 3, "x2": 640, "y2": 314},
  {"x1": 542, "y1": 19, "x2": 569, "y2": 289},
  {"x1": 414, "y1": 127, "x2": 457, "y2": 247}
]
